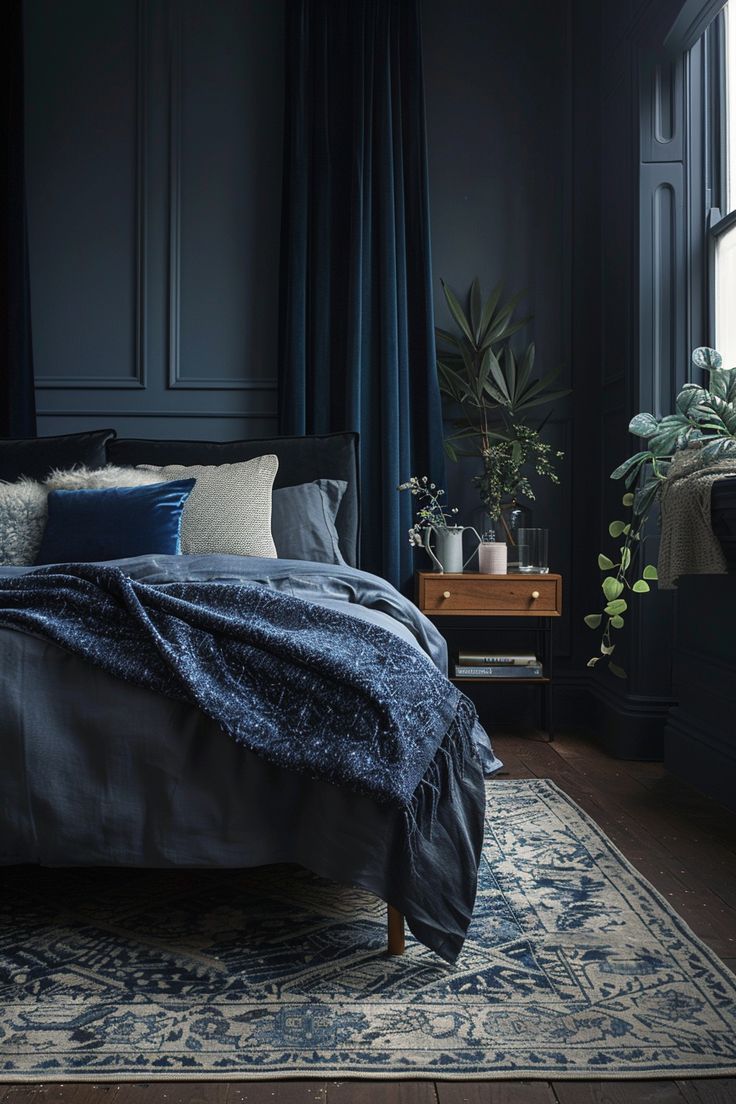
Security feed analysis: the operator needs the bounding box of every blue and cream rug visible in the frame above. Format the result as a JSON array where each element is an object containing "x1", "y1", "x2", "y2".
[{"x1": 1, "y1": 779, "x2": 735, "y2": 1081}]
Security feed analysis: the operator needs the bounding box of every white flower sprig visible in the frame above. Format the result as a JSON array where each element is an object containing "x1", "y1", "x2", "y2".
[{"x1": 398, "y1": 475, "x2": 460, "y2": 548}]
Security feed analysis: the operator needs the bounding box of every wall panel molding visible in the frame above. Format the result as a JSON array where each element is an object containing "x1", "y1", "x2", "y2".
[
  {"x1": 165, "y1": 0, "x2": 276, "y2": 393},
  {"x1": 37, "y1": 408, "x2": 272, "y2": 420},
  {"x1": 34, "y1": 0, "x2": 148, "y2": 392},
  {"x1": 639, "y1": 163, "x2": 686, "y2": 416},
  {"x1": 640, "y1": 51, "x2": 684, "y2": 161}
]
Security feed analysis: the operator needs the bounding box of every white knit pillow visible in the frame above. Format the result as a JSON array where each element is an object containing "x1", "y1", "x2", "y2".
[
  {"x1": 0, "y1": 479, "x2": 48, "y2": 565},
  {"x1": 140, "y1": 455, "x2": 279, "y2": 558}
]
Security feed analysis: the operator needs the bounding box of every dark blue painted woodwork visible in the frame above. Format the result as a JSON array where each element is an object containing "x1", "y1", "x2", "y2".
[
  {"x1": 24, "y1": 0, "x2": 283, "y2": 441},
  {"x1": 665, "y1": 575, "x2": 736, "y2": 813}
]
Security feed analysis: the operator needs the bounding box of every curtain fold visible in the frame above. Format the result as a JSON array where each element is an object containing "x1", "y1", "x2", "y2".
[
  {"x1": 1, "y1": 0, "x2": 36, "y2": 439},
  {"x1": 279, "y1": 0, "x2": 444, "y2": 591}
]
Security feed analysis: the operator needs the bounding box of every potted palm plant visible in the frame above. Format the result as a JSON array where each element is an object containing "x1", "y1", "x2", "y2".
[{"x1": 435, "y1": 278, "x2": 569, "y2": 554}]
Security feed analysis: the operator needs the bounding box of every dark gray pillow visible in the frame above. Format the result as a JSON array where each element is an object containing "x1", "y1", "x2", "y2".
[
  {"x1": 0, "y1": 429, "x2": 115, "y2": 483},
  {"x1": 272, "y1": 479, "x2": 347, "y2": 564}
]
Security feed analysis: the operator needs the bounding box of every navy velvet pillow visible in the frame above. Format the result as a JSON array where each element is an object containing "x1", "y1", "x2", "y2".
[{"x1": 36, "y1": 479, "x2": 196, "y2": 565}]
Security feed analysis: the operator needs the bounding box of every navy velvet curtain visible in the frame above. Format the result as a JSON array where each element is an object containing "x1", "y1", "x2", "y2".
[
  {"x1": 1, "y1": 0, "x2": 36, "y2": 439},
  {"x1": 278, "y1": 0, "x2": 444, "y2": 591}
]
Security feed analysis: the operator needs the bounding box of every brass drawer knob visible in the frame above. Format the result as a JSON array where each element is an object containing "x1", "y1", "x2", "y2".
[
  {"x1": 443, "y1": 590, "x2": 451, "y2": 599},
  {"x1": 531, "y1": 590, "x2": 540, "y2": 600}
]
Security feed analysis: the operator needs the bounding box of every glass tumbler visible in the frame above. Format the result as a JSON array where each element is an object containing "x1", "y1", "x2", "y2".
[{"x1": 517, "y1": 528, "x2": 549, "y2": 574}]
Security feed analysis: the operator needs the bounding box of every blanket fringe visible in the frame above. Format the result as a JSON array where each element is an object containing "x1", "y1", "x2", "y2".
[{"x1": 404, "y1": 695, "x2": 478, "y2": 874}]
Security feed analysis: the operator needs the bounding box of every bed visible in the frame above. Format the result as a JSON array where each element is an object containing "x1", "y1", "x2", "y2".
[{"x1": 0, "y1": 431, "x2": 498, "y2": 964}]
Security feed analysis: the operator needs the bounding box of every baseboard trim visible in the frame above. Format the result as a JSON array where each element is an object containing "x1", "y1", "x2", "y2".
[
  {"x1": 664, "y1": 709, "x2": 736, "y2": 813},
  {"x1": 553, "y1": 672, "x2": 674, "y2": 760}
]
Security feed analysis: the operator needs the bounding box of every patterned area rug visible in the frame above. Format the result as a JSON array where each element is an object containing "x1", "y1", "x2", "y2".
[{"x1": 1, "y1": 778, "x2": 735, "y2": 1082}]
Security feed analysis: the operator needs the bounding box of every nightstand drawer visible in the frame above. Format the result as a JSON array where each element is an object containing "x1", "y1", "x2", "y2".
[{"x1": 418, "y1": 574, "x2": 562, "y2": 616}]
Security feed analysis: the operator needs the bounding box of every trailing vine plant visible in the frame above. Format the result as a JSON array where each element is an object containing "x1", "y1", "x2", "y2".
[{"x1": 585, "y1": 346, "x2": 736, "y2": 678}]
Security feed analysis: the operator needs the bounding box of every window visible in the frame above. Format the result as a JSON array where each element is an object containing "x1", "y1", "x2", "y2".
[{"x1": 713, "y1": 1, "x2": 736, "y2": 366}]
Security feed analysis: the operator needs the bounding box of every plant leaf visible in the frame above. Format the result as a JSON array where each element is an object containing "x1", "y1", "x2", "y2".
[
  {"x1": 611, "y1": 451, "x2": 651, "y2": 481},
  {"x1": 504, "y1": 346, "x2": 517, "y2": 403},
  {"x1": 480, "y1": 313, "x2": 532, "y2": 351},
  {"x1": 604, "y1": 598, "x2": 628, "y2": 615},
  {"x1": 701, "y1": 438, "x2": 736, "y2": 463},
  {"x1": 632, "y1": 579, "x2": 650, "y2": 593},
  {"x1": 437, "y1": 359, "x2": 471, "y2": 401},
  {"x1": 692, "y1": 346, "x2": 723, "y2": 371},
  {"x1": 642, "y1": 564, "x2": 658, "y2": 580},
  {"x1": 469, "y1": 277, "x2": 482, "y2": 342},
  {"x1": 629, "y1": 412, "x2": 659, "y2": 438},
  {"x1": 435, "y1": 326, "x2": 461, "y2": 350},
  {"x1": 517, "y1": 343, "x2": 535, "y2": 395},
  {"x1": 677, "y1": 385, "x2": 707, "y2": 414},
  {"x1": 488, "y1": 349, "x2": 511, "y2": 402},
  {"x1": 610, "y1": 615, "x2": 625, "y2": 628},
  {"x1": 584, "y1": 614, "x2": 602, "y2": 629},
  {"x1": 478, "y1": 281, "x2": 503, "y2": 341},
  {"x1": 586, "y1": 656, "x2": 600, "y2": 667},
  {"x1": 622, "y1": 492, "x2": 635, "y2": 506},
  {"x1": 621, "y1": 547, "x2": 631, "y2": 570},
  {"x1": 602, "y1": 577, "x2": 624, "y2": 600},
  {"x1": 598, "y1": 554, "x2": 614, "y2": 570},
  {"x1": 608, "y1": 661, "x2": 627, "y2": 679},
  {"x1": 634, "y1": 479, "x2": 659, "y2": 516},
  {"x1": 514, "y1": 388, "x2": 571, "y2": 411},
  {"x1": 601, "y1": 642, "x2": 615, "y2": 655},
  {"x1": 441, "y1": 280, "x2": 475, "y2": 344},
  {"x1": 609, "y1": 520, "x2": 626, "y2": 538},
  {"x1": 482, "y1": 378, "x2": 511, "y2": 405}
]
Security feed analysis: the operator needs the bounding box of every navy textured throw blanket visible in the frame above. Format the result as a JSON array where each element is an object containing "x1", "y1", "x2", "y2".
[{"x1": 0, "y1": 564, "x2": 477, "y2": 840}]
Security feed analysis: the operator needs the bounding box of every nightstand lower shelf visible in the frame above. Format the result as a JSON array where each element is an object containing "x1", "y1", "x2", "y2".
[{"x1": 452, "y1": 676, "x2": 551, "y2": 684}]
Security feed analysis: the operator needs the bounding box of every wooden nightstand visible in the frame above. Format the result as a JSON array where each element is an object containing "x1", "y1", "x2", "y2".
[{"x1": 416, "y1": 571, "x2": 563, "y2": 738}]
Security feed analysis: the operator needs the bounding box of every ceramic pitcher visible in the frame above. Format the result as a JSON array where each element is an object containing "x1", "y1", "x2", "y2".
[{"x1": 423, "y1": 524, "x2": 481, "y2": 573}]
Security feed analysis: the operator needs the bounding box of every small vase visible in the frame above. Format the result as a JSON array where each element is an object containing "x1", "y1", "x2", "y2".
[
  {"x1": 493, "y1": 499, "x2": 532, "y2": 570},
  {"x1": 423, "y1": 524, "x2": 481, "y2": 573}
]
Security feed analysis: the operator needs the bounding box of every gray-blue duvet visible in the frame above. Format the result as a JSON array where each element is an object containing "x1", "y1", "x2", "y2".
[{"x1": 0, "y1": 555, "x2": 500, "y2": 962}]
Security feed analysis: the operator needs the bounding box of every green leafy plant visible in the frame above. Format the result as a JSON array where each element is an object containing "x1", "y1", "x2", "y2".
[
  {"x1": 474, "y1": 424, "x2": 562, "y2": 523},
  {"x1": 435, "y1": 279, "x2": 569, "y2": 521},
  {"x1": 585, "y1": 346, "x2": 736, "y2": 677}
]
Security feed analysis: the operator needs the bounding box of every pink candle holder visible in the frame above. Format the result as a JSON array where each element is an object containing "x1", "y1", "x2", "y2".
[{"x1": 478, "y1": 541, "x2": 507, "y2": 574}]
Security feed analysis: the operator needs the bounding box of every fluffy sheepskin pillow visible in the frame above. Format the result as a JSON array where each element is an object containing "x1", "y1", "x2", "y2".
[
  {"x1": 0, "y1": 478, "x2": 48, "y2": 565},
  {"x1": 45, "y1": 464, "x2": 164, "y2": 491}
]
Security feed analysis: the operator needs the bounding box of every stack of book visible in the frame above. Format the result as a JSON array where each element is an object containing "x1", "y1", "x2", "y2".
[{"x1": 454, "y1": 651, "x2": 543, "y2": 678}]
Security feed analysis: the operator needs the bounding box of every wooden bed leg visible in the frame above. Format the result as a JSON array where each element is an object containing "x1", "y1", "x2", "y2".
[{"x1": 387, "y1": 904, "x2": 405, "y2": 955}]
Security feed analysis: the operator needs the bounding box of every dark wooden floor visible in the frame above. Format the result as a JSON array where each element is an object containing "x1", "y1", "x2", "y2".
[{"x1": 2, "y1": 730, "x2": 736, "y2": 1104}]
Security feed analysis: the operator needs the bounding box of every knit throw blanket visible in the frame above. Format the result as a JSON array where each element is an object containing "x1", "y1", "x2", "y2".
[
  {"x1": 658, "y1": 450, "x2": 736, "y2": 588},
  {"x1": 0, "y1": 564, "x2": 477, "y2": 841}
]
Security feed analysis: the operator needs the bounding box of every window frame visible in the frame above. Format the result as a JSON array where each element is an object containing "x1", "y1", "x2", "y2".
[{"x1": 706, "y1": 6, "x2": 735, "y2": 350}]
